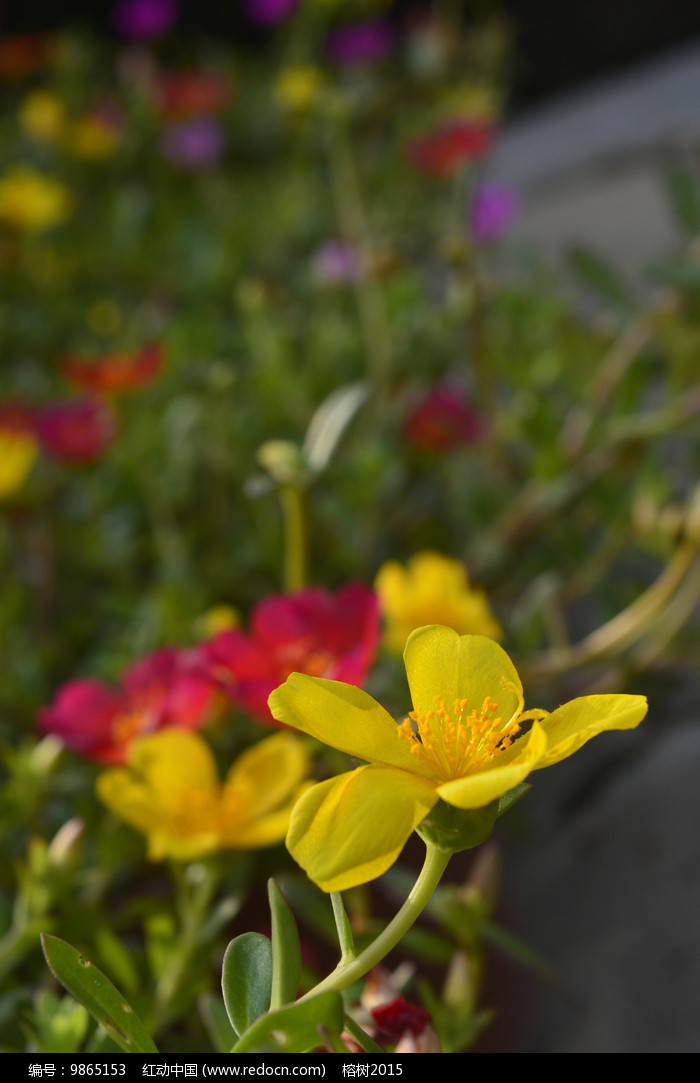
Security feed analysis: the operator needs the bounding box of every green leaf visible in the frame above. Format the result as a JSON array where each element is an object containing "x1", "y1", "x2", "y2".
[
  {"x1": 665, "y1": 167, "x2": 700, "y2": 236},
  {"x1": 95, "y1": 927, "x2": 139, "y2": 995},
  {"x1": 232, "y1": 991, "x2": 344, "y2": 1053},
  {"x1": 568, "y1": 245, "x2": 633, "y2": 310},
  {"x1": 482, "y1": 920, "x2": 552, "y2": 976},
  {"x1": 268, "y1": 879, "x2": 301, "y2": 1010},
  {"x1": 646, "y1": 259, "x2": 700, "y2": 290},
  {"x1": 275, "y1": 874, "x2": 337, "y2": 944},
  {"x1": 198, "y1": 994, "x2": 238, "y2": 1053},
  {"x1": 40, "y1": 934, "x2": 157, "y2": 1055},
  {"x1": 221, "y1": 932, "x2": 272, "y2": 1037},
  {"x1": 302, "y1": 382, "x2": 370, "y2": 474}
]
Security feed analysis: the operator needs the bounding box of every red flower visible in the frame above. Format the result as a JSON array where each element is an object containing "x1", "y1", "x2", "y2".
[
  {"x1": 404, "y1": 385, "x2": 482, "y2": 452},
  {"x1": 35, "y1": 398, "x2": 117, "y2": 462},
  {"x1": 202, "y1": 584, "x2": 380, "y2": 725},
  {"x1": 406, "y1": 121, "x2": 494, "y2": 178},
  {"x1": 154, "y1": 70, "x2": 232, "y2": 121},
  {"x1": 0, "y1": 35, "x2": 55, "y2": 79},
  {"x1": 38, "y1": 647, "x2": 216, "y2": 765},
  {"x1": 62, "y1": 343, "x2": 165, "y2": 395},
  {"x1": 371, "y1": 998, "x2": 431, "y2": 1041}
]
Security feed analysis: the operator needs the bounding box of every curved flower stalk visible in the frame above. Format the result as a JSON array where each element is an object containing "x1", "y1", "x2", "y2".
[
  {"x1": 97, "y1": 729, "x2": 310, "y2": 860},
  {"x1": 269, "y1": 626, "x2": 647, "y2": 891},
  {"x1": 375, "y1": 552, "x2": 501, "y2": 654}
]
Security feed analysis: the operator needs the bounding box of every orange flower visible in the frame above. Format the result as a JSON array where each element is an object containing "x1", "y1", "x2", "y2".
[{"x1": 62, "y1": 343, "x2": 165, "y2": 395}]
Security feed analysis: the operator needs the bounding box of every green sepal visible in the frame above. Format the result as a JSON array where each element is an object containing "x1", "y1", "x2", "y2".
[
  {"x1": 231, "y1": 991, "x2": 344, "y2": 1053},
  {"x1": 221, "y1": 932, "x2": 272, "y2": 1038},
  {"x1": 268, "y1": 879, "x2": 301, "y2": 1010},
  {"x1": 40, "y1": 934, "x2": 158, "y2": 1054},
  {"x1": 416, "y1": 784, "x2": 530, "y2": 853}
]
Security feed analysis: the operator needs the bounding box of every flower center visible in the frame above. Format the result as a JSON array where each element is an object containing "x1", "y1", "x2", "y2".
[
  {"x1": 396, "y1": 695, "x2": 521, "y2": 781},
  {"x1": 111, "y1": 706, "x2": 154, "y2": 747}
]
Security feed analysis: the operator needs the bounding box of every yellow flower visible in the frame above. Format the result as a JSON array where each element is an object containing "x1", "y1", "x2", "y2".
[
  {"x1": 275, "y1": 66, "x2": 324, "y2": 111},
  {"x1": 375, "y1": 551, "x2": 502, "y2": 654},
  {"x1": 67, "y1": 116, "x2": 120, "y2": 159},
  {"x1": 0, "y1": 166, "x2": 71, "y2": 232},
  {"x1": 18, "y1": 89, "x2": 66, "y2": 143},
  {"x1": 193, "y1": 604, "x2": 241, "y2": 639},
  {"x1": 0, "y1": 428, "x2": 38, "y2": 498},
  {"x1": 97, "y1": 729, "x2": 310, "y2": 861},
  {"x1": 269, "y1": 626, "x2": 647, "y2": 891}
]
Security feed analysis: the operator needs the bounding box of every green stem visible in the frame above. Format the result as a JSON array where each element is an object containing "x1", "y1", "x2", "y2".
[
  {"x1": 299, "y1": 843, "x2": 451, "y2": 1001},
  {"x1": 326, "y1": 116, "x2": 393, "y2": 404},
  {"x1": 343, "y1": 1014, "x2": 385, "y2": 1055},
  {"x1": 280, "y1": 485, "x2": 306, "y2": 592},
  {"x1": 149, "y1": 863, "x2": 220, "y2": 1034},
  {"x1": 331, "y1": 892, "x2": 356, "y2": 964}
]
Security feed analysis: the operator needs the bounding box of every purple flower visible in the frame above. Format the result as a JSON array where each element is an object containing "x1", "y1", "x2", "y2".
[
  {"x1": 311, "y1": 240, "x2": 364, "y2": 284},
  {"x1": 244, "y1": 0, "x2": 299, "y2": 26},
  {"x1": 160, "y1": 117, "x2": 226, "y2": 168},
  {"x1": 469, "y1": 182, "x2": 519, "y2": 244},
  {"x1": 327, "y1": 19, "x2": 394, "y2": 65},
  {"x1": 112, "y1": 0, "x2": 179, "y2": 39}
]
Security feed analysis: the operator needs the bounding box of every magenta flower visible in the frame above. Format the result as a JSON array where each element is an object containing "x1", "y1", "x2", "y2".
[
  {"x1": 112, "y1": 0, "x2": 179, "y2": 39},
  {"x1": 244, "y1": 0, "x2": 299, "y2": 26},
  {"x1": 38, "y1": 648, "x2": 217, "y2": 765},
  {"x1": 160, "y1": 117, "x2": 226, "y2": 167},
  {"x1": 311, "y1": 240, "x2": 364, "y2": 285},
  {"x1": 202, "y1": 584, "x2": 380, "y2": 726},
  {"x1": 470, "y1": 182, "x2": 519, "y2": 244},
  {"x1": 35, "y1": 398, "x2": 117, "y2": 463},
  {"x1": 404, "y1": 385, "x2": 482, "y2": 452},
  {"x1": 326, "y1": 19, "x2": 394, "y2": 65}
]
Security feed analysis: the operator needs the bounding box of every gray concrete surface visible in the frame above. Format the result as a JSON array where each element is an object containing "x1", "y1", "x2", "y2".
[
  {"x1": 493, "y1": 38, "x2": 700, "y2": 270},
  {"x1": 488, "y1": 43, "x2": 700, "y2": 1054}
]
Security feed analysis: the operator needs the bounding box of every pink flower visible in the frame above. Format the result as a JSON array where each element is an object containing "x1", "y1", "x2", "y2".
[
  {"x1": 112, "y1": 0, "x2": 179, "y2": 39},
  {"x1": 311, "y1": 240, "x2": 364, "y2": 285},
  {"x1": 470, "y1": 182, "x2": 519, "y2": 243},
  {"x1": 326, "y1": 19, "x2": 394, "y2": 65},
  {"x1": 35, "y1": 398, "x2": 116, "y2": 462},
  {"x1": 160, "y1": 117, "x2": 226, "y2": 167},
  {"x1": 404, "y1": 385, "x2": 482, "y2": 452},
  {"x1": 202, "y1": 584, "x2": 380, "y2": 726},
  {"x1": 38, "y1": 648, "x2": 216, "y2": 765},
  {"x1": 244, "y1": 0, "x2": 299, "y2": 26}
]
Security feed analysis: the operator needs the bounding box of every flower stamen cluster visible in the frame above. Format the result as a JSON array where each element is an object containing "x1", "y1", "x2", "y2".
[{"x1": 398, "y1": 695, "x2": 518, "y2": 781}]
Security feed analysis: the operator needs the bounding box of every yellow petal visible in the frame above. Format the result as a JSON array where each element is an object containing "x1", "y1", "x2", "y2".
[
  {"x1": 535, "y1": 694, "x2": 648, "y2": 769},
  {"x1": 97, "y1": 730, "x2": 222, "y2": 861},
  {"x1": 128, "y1": 729, "x2": 219, "y2": 814},
  {"x1": 97, "y1": 766, "x2": 161, "y2": 837},
  {"x1": 286, "y1": 765, "x2": 438, "y2": 892},
  {"x1": 404, "y1": 628, "x2": 522, "y2": 724},
  {"x1": 436, "y1": 721, "x2": 546, "y2": 808},
  {"x1": 224, "y1": 732, "x2": 309, "y2": 820},
  {"x1": 269, "y1": 673, "x2": 427, "y2": 774},
  {"x1": 227, "y1": 785, "x2": 311, "y2": 849},
  {"x1": 0, "y1": 431, "x2": 37, "y2": 498}
]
